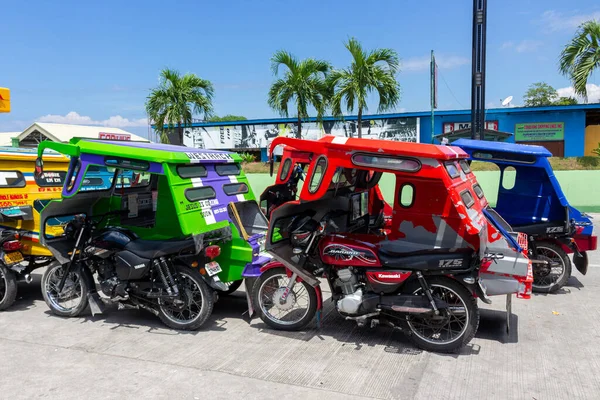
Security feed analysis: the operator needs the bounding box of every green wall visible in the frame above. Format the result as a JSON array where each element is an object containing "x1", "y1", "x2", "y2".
[{"x1": 247, "y1": 171, "x2": 600, "y2": 212}]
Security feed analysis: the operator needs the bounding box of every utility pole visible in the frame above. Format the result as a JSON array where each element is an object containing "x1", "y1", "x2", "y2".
[
  {"x1": 470, "y1": 0, "x2": 487, "y2": 140},
  {"x1": 430, "y1": 50, "x2": 437, "y2": 143}
]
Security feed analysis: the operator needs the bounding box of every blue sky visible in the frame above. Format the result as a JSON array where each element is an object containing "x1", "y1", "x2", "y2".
[{"x1": 2, "y1": 0, "x2": 600, "y2": 138}]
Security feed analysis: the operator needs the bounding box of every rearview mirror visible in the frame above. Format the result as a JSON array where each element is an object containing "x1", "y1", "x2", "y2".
[
  {"x1": 269, "y1": 158, "x2": 274, "y2": 177},
  {"x1": 34, "y1": 157, "x2": 44, "y2": 180}
]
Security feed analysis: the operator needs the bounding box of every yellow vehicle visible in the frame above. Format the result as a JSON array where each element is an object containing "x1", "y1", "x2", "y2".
[{"x1": 0, "y1": 147, "x2": 69, "y2": 310}]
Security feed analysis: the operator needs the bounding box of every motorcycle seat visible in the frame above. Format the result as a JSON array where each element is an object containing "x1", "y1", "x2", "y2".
[
  {"x1": 125, "y1": 237, "x2": 196, "y2": 259},
  {"x1": 378, "y1": 240, "x2": 471, "y2": 270}
]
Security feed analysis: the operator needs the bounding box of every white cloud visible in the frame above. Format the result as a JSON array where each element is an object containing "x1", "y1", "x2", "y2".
[
  {"x1": 402, "y1": 55, "x2": 469, "y2": 72},
  {"x1": 556, "y1": 83, "x2": 600, "y2": 102},
  {"x1": 501, "y1": 40, "x2": 543, "y2": 53},
  {"x1": 540, "y1": 10, "x2": 600, "y2": 33},
  {"x1": 37, "y1": 111, "x2": 147, "y2": 128}
]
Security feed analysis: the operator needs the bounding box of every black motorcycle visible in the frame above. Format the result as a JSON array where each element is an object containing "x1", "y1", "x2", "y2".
[{"x1": 41, "y1": 211, "x2": 222, "y2": 330}]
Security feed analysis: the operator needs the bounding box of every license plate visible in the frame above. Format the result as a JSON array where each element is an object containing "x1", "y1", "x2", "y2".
[
  {"x1": 205, "y1": 261, "x2": 222, "y2": 277},
  {"x1": 3, "y1": 252, "x2": 24, "y2": 265}
]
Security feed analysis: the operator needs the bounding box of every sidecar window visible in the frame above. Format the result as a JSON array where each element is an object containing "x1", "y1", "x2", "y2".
[
  {"x1": 308, "y1": 156, "x2": 327, "y2": 194},
  {"x1": 185, "y1": 186, "x2": 216, "y2": 202},
  {"x1": 352, "y1": 153, "x2": 420, "y2": 172},
  {"x1": 279, "y1": 158, "x2": 292, "y2": 181},
  {"x1": 177, "y1": 165, "x2": 207, "y2": 178},
  {"x1": 460, "y1": 189, "x2": 475, "y2": 208},
  {"x1": 66, "y1": 158, "x2": 81, "y2": 191},
  {"x1": 105, "y1": 157, "x2": 149, "y2": 171},
  {"x1": 223, "y1": 182, "x2": 249, "y2": 196},
  {"x1": 35, "y1": 171, "x2": 66, "y2": 187},
  {"x1": 0, "y1": 171, "x2": 26, "y2": 188},
  {"x1": 215, "y1": 163, "x2": 241, "y2": 176},
  {"x1": 444, "y1": 161, "x2": 460, "y2": 179},
  {"x1": 473, "y1": 183, "x2": 484, "y2": 199},
  {"x1": 459, "y1": 160, "x2": 471, "y2": 174}
]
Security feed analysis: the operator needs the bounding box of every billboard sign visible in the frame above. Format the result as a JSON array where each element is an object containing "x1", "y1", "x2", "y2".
[
  {"x1": 443, "y1": 120, "x2": 498, "y2": 134},
  {"x1": 99, "y1": 132, "x2": 131, "y2": 141},
  {"x1": 515, "y1": 122, "x2": 564, "y2": 142}
]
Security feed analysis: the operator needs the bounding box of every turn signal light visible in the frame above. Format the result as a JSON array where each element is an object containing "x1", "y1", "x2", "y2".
[
  {"x1": 205, "y1": 245, "x2": 221, "y2": 259},
  {"x1": 3, "y1": 240, "x2": 22, "y2": 251}
]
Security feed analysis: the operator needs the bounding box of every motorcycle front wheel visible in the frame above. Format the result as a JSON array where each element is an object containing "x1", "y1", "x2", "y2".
[
  {"x1": 0, "y1": 263, "x2": 18, "y2": 311},
  {"x1": 158, "y1": 265, "x2": 214, "y2": 331},
  {"x1": 41, "y1": 262, "x2": 89, "y2": 317},
  {"x1": 253, "y1": 267, "x2": 317, "y2": 331},
  {"x1": 401, "y1": 276, "x2": 479, "y2": 353}
]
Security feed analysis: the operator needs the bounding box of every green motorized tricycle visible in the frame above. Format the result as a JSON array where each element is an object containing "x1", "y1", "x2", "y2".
[{"x1": 35, "y1": 138, "x2": 270, "y2": 330}]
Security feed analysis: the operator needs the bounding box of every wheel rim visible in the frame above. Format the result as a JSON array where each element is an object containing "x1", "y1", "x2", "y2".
[
  {"x1": 533, "y1": 246, "x2": 566, "y2": 289},
  {"x1": 44, "y1": 265, "x2": 84, "y2": 313},
  {"x1": 0, "y1": 268, "x2": 7, "y2": 303},
  {"x1": 160, "y1": 272, "x2": 205, "y2": 325},
  {"x1": 258, "y1": 273, "x2": 311, "y2": 326},
  {"x1": 406, "y1": 283, "x2": 470, "y2": 346}
]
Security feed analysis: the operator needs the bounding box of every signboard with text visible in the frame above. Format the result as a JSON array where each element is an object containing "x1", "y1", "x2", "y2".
[
  {"x1": 99, "y1": 132, "x2": 131, "y2": 141},
  {"x1": 443, "y1": 120, "x2": 498, "y2": 134},
  {"x1": 515, "y1": 122, "x2": 564, "y2": 142}
]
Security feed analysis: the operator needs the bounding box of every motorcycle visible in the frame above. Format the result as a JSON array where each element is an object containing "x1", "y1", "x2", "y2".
[
  {"x1": 0, "y1": 230, "x2": 25, "y2": 310},
  {"x1": 253, "y1": 209, "x2": 484, "y2": 353},
  {"x1": 41, "y1": 211, "x2": 221, "y2": 330}
]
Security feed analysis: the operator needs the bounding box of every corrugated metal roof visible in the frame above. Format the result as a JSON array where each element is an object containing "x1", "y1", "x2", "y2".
[{"x1": 19, "y1": 122, "x2": 147, "y2": 143}]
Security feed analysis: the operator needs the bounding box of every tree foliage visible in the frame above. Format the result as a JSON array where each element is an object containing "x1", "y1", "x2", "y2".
[
  {"x1": 208, "y1": 115, "x2": 247, "y2": 122},
  {"x1": 328, "y1": 38, "x2": 401, "y2": 138},
  {"x1": 267, "y1": 51, "x2": 330, "y2": 138},
  {"x1": 146, "y1": 68, "x2": 214, "y2": 144},
  {"x1": 559, "y1": 20, "x2": 600, "y2": 100},
  {"x1": 523, "y1": 82, "x2": 559, "y2": 107},
  {"x1": 554, "y1": 96, "x2": 578, "y2": 106}
]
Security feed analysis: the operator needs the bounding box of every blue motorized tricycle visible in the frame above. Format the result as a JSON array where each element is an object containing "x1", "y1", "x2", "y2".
[{"x1": 455, "y1": 139, "x2": 597, "y2": 293}]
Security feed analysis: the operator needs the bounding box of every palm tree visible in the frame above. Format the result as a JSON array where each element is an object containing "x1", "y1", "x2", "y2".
[
  {"x1": 146, "y1": 68, "x2": 214, "y2": 144},
  {"x1": 328, "y1": 38, "x2": 400, "y2": 138},
  {"x1": 559, "y1": 20, "x2": 600, "y2": 101},
  {"x1": 267, "y1": 51, "x2": 330, "y2": 138}
]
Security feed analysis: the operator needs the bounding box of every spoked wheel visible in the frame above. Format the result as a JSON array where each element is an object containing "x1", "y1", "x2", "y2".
[
  {"x1": 0, "y1": 264, "x2": 18, "y2": 311},
  {"x1": 402, "y1": 277, "x2": 479, "y2": 353},
  {"x1": 41, "y1": 262, "x2": 89, "y2": 317},
  {"x1": 158, "y1": 265, "x2": 214, "y2": 330},
  {"x1": 532, "y1": 242, "x2": 571, "y2": 293},
  {"x1": 253, "y1": 267, "x2": 317, "y2": 331},
  {"x1": 221, "y1": 280, "x2": 243, "y2": 295}
]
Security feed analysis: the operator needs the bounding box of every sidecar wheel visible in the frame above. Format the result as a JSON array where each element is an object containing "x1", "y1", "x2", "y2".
[{"x1": 0, "y1": 264, "x2": 18, "y2": 311}]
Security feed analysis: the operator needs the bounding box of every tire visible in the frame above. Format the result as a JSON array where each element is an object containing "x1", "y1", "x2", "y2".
[
  {"x1": 401, "y1": 276, "x2": 479, "y2": 353},
  {"x1": 41, "y1": 262, "x2": 89, "y2": 317},
  {"x1": 0, "y1": 264, "x2": 18, "y2": 311},
  {"x1": 252, "y1": 267, "x2": 318, "y2": 331},
  {"x1": 532, "y1": 242, "x2": 572, "y2": 294},
  {"x1": 221, "y1": 280, "x2": 243, "y2": 295},
  {"x1": 158, "y1": 265, "x2": 214, "y2": 331}
]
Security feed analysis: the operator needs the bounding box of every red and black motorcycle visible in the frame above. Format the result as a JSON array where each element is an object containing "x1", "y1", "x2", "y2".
[{"x1": 252, "y1": 204, "x2": 486, "y2": 353}]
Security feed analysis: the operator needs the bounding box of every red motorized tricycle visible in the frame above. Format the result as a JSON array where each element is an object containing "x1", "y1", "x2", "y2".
[{"x1": 251, "y1": 136, "x2": 532, "y2": 353}]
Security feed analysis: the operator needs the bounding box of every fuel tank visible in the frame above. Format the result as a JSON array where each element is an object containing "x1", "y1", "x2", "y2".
[
  {"x1": 92, "y1": 227, "x2": 139, "y2": 251},
  {"x1": 319, "y1": 234, "x2": 381, "y2": 267}
]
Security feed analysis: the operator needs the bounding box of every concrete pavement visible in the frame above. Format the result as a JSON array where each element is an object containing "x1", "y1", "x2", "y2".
[{"x1": 1, "y1": 216, "x2": 600, "y2": 399}]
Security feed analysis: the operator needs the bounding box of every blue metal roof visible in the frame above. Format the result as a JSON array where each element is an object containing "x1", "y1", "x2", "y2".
[
  {"x1": 155, "y1": 103, "x2": 600, "y2": 128},
  {"x1": 453, "y1": 138, "x2": 553, "y2": 157}
]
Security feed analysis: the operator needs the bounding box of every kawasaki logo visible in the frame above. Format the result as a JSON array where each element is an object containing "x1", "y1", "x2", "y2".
[{"x1": 377, "y1": 273, "x2": 405, "y2": 279}]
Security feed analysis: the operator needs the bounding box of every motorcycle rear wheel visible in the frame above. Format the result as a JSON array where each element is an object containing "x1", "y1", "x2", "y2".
[
  {"x1": 158, "y1": 265, "x2": 214, "y2": 331},
  {"x1": 253, "y1": 267, "x2": 317, "y2": 331},
  {"x1": 532, "y1": 242, "x2": 571, "y2": 293},
  {"x1": 401, "y1": 276, "x2": 479, "y2": 353},
  {"x1": 0, "y1": 264, "x2": 18, "y2": 311},
  {"x1": 41, "y1": 262, "x2": 89, "y2": 317}
]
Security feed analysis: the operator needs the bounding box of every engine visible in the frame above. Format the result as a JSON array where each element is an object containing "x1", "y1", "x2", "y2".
[
  {"x1": 334, "y1": 268, "x2": 364, "y2": 315},
  {"x1": 97, "y1": 259, "x2": 128, "y2": 299}
]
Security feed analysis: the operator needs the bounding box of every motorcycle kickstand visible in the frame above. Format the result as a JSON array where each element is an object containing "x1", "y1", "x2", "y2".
[
  {"x1": 416, "y1": 272, "x2": 439, "y2": 315},
  {"x1": 506, "y1": 294, "x2": 512, "y2": 334}
]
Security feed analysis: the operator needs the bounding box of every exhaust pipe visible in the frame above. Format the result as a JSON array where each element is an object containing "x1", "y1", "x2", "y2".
[
  {"x1": 24, "y1": 274, "x2": 33, "y2": 284},
  {"x1": 390, "y1": 305, "x2": 432, "y2": 314}
]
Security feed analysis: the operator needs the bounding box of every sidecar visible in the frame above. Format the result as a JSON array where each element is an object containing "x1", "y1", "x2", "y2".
[
  {"x1": 455, "y1": 139, "x2": 597, "y2": 293},
  {"x1": 36, "y1": 138, "x2": 270, "y2": 298}
]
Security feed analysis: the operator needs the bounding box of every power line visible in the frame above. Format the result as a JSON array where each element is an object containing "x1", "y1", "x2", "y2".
[{"x1": 438, "y1": 68, "x2": 466, "y2": 109}]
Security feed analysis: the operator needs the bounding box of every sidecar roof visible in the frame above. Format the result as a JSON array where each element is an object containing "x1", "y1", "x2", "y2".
[
  {"x1": 454, "y1": 138, "x2": 552, "y2": 158},
  {"x1": 38, "y1": 138, "x2": 241, "y2": 164},
  {"x1": 270, "y1": 135, "x2": 468, "y2": 161}
]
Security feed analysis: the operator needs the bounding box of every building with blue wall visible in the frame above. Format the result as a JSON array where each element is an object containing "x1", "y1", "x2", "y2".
[{"x1": 179, "y1": 103, "x2": 600, "y2": 159}]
